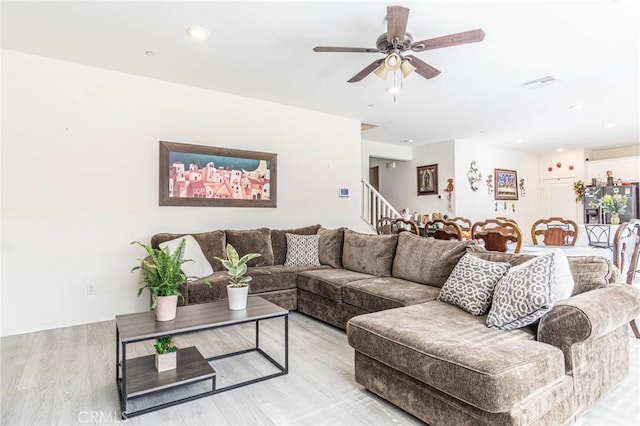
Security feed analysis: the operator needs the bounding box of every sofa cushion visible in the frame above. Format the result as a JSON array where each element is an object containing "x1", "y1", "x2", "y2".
[
  {"x1": 225, "y1": 228, "x2": 274, "y2": 267},
  {"x1": 393, "y1": 233, "x2": 472, "y2": 287},
  {"x1": 342, "y1": 230, "x2": 398, "y2": 277},
  {"x1": 297, "y1": 269, "x2": 374, "y2": 301},
  {"x1": 318, "y1": 227, "x2": 344, "y2": 268},
  {"x1": 342, "y1": 277, "x2": 441, "y2": 312},
  {"x1": 271, "y1": 224, "x2": 321, "y2": 265},
  {"x1": 158, "y1": 235, "x2": 214, "y2": 279},
  {"x1": 552, "y1": 248, "x2": 574, "y2": 301},
  {"x1": 151, "y1": 230, "x2": 226, "y2": 271},
  {"x1": 438, "y1": 253, "x2": 511, "y2": 316},
  {"x1": 284, "y1": 233, "x2": 321, "y2": 267},
  {"x1": 347, "y1": 301, "x2": 566, "y2": 413},
  {"x1": 567, "y1": 256, "x2": 617, "y2": 295},
  {"x1": 487, "y1": 252, "x2": 557, "y2": 330}
]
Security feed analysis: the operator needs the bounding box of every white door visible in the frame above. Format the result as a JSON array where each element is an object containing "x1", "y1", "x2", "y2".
[{"x1": 542, "y1": 177, "x2": 580, "y2": 222}]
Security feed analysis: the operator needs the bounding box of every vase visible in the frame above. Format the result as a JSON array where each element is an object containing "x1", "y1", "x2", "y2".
[
  {"x1": 227, "y1": 285, "x2": 249, "y2": 310},
  {"x1": 155, "y1": 295, "x2": 178, "y2": 321},
  {"x1": 155, "y1": 351, "x2": 177, "y2": 372},
  {"x1": 610, "y1": 214, "x2": 620, "y2": 225}
]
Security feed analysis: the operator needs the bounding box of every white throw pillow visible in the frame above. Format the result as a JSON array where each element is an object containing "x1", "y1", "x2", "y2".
[
  {"x1": 159, "y1": 235, "x2": 213, "y2": 279},
  {"x1": 486, "y1": 251, "x2": 557, "y2": 330},
  {"x1": 551, "y1": 248, "x2": 575, "y2": 301},
  {"x1": 284, "y1": 233, "x2": 321, "y2": 267}
]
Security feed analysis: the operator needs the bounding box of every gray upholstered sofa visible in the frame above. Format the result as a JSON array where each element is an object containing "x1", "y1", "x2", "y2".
[{"x1": 149, "y1": 225, "x2": 640, "y2": 425}]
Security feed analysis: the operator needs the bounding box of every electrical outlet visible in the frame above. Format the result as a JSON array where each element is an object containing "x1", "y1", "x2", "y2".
[{"x1": 87, "y1": 284, "x2": 96, "y2": 296}]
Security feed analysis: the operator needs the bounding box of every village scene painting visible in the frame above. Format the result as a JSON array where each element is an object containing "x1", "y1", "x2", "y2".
[{"x1": 168, "y1": 151, "x2": 271, "y2": 201}]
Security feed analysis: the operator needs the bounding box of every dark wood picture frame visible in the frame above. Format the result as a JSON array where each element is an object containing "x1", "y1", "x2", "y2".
[
  {"x1": 494, "y1": 168, "x2": 518, "y2": 200},
  {"x1": 159, "y1": 141, "x2": 277, "y2": 207},
  {"x1": 417, "y1": 164, "x2": 438, "y2": 195}
]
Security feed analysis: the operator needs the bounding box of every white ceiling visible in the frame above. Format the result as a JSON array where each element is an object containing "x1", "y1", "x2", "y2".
[{"x1": 2, "y1": 0, "x2": 638, "y2": 154}]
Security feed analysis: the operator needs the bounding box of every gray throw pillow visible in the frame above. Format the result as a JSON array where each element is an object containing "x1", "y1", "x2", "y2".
[
  {"x1": 284, "y1": 233, "x2": 321, "y2": 267},
  {"x1": 486, "y1": 251, "x2": 557, "y2": 330},
  {"x1": 270, "y1": 225, "x2": 321, "y2": 265},
  {"x1": 438, "y1": 253, "x2": 511, "y2": 316},
  {"x1": 317, "y1": 227, "x2": 344, "y2": 268}
]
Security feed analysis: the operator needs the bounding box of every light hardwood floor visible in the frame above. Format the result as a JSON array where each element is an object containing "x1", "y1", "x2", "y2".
[{"x1": 1, "y1": 312, "x2": 638, "y2": 426}]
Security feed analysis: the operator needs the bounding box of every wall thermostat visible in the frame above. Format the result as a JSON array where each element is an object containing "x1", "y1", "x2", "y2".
[{"x1": 339, "y1": 188, "x2": 350, "y2": 197}]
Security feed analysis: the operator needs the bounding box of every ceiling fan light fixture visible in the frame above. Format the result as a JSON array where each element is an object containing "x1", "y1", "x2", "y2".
[
  {"x1": 374, "y1": 63, "x2": 389, "y2": 80},
  {"x1": 400, "y1": 59, "x2": 416, "y2": 78},
  {"x1": 385, "y1": 53, "x2": 402, "y2": 71},
  {"x1": 386, "y1": 86, "x2": 401, "y2": 94}
]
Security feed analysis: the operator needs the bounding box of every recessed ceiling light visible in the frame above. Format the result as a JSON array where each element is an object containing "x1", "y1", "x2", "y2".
[
  {"x1": 514, "y1": 138, "x2": 524, "y2": 144},
  {"x1": 367, "y1": 104, "x2": 375, "y2": 107},
  {"x1": 569, "y1": 104, "x2": 584, "y2": 111},
  {"x1": 404, "y1": 139, "x2": 413, "y2": 144},
  {"x1": 186, "y1": 26, "x2": 209, "y2": 40},
  {"x1": 602, "y1": 123, "x2": 614, "y2": 129},
  {"x1": 556, "y1": 147, "x2": 565, "y2": 152},
  {"x1": 145, "y1": 50, "x2": 156, "y2": 56}
]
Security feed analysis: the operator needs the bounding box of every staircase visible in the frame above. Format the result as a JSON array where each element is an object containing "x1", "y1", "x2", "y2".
[{"x1": 361, "y1": 179, "x2": 401, "y2": 230}]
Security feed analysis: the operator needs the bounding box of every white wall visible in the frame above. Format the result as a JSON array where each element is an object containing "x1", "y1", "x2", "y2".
[
  {"x1": 454, "y1": 140, "x2": 541, "y2": 243},
  {"x1": 361, "y1": 139, "x2": 412, "y2": 180},
  {"x1": 1, "y1": 50, "x2": 363, "y2": 336}
]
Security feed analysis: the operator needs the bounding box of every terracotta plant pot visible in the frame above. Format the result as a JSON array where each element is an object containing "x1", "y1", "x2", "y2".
[
  {"x1": 155, "y1": 295, "x2": 178, "y2": 321},
  {"x1": 155, "y1": 351, "x2": 177, "y2": 372},
  {"x1": 227, "y1": 285, "x2": 249, "y2": 310}
]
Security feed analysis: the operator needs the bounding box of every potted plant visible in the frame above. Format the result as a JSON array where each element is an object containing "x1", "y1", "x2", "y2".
[
  {"x1": 215, "y1": 244, "x2": 261, "y2": 310},
  {"x1": 131, "y1": 239, "x2": 190, "y2": 321},
  {"x1": 154, "y1": 335, "x2": 178, "y2": 372}
]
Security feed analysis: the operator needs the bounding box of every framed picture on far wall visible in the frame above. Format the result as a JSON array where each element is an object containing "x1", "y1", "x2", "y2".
[
  {"x1": 159, "y1": 141, "x2": 277, "y2": 207},
  {"x1": 494, "y1": 168, "x2": 518, "y2": 200},
  {"x1": 417, "y1": 164, "x2": 438, "y2": 195}
]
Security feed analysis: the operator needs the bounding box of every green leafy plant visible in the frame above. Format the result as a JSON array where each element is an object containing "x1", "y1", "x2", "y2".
[
  {"x1": 573, "y1": 180, "x2": 585, "y2": 202},
  {"x1": 154, "y1": 336, "x2": 178, "y2": 354},
  {"x1": 214, "y1": 244, "x2": 261, "y2": 288},
  {"x1": 590, "y1": 193, "x2": 627, "y2": 215},
  {"x1": 130, "y1": 239, "x2": 191, "y2": 308}
]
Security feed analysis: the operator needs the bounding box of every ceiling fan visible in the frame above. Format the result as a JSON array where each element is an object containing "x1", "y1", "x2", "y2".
[{"x1": 313, "y1": 5, "x2": 485, "y2": 83}]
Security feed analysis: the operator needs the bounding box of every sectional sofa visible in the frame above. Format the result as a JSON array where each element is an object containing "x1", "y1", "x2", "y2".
[{"x1": 149, "y1": 225, "x2": 640, "y2": 425}]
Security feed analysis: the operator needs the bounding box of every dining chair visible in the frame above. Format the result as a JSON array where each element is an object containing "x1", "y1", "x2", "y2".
[
  {"x1": 376, "y1": 217, "x2": 394, "y2": 235},
  {"x1": 613, "y1": 220, "x2": 640, "y2": 339},
  {"x1": 425, "y1": 219, "x2": 463, "y2": 241},
  {"x1": 449, "y1": 216, "x2": 472, "y2": 239},
  {"x1": 584, "y1": 224, "x2": 613, "y2": 250},
  {"x1": 531, "y1": 217, "x2": 579, "y2": 246},
  {"x1": 471, "y1": 219, "x2": 523, "y2": 253},
  {"x1": 392, "y1": 218, "x2": 421, "y2": 235}
]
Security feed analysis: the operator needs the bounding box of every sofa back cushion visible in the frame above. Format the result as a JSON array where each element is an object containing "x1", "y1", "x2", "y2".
[
  {"x1": 271, "y1": 224, "x2": 321, "y2": 265},
  {"x1": 151, "y1": 230, "x2": 226, "y2": 271},
  {"x1": 393, "y1": 233, "x2": 472, "y2": 287},
  {"x1": 342, "y1": 230, "x2": 397, "y2": 277},
  {"x1": 225, "y1": 228, "x2": 274, "y2": 267},
  {"x1": 318, "y1": 227, "x2": 345, "y2": 268}
]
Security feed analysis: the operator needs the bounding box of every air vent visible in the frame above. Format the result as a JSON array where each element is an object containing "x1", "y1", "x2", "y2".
[{"x1": 521, "y1": 76, "x2": 561, "y2": 89}]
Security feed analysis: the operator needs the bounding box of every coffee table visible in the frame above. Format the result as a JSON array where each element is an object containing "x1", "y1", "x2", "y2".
[{"x1": 115, "y1": 296, "x2": 288, "y2": 419}]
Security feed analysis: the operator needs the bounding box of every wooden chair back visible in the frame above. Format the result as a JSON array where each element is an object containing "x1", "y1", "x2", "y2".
[
  {"x1": 426, "y1": 219, "x2": 463, "y2": 241},
  {"x1": 531, "y1": 217, "x2": 579, "y2": 246},
  {"x1": 376, "y1": 217, "x2": 394, "y2": 235},
  {"x1": 613, "y1": 220, "x2": 640, "y2": 339},
  {"x1": 449, "y1": 216, "x2": 472, "y2": 232},
  {"x1": 471, "y1": 219, "x2": 523, "y2": 253},
  {"x1": 392, "y1": 218, "x2": 420, "y2": 235}
]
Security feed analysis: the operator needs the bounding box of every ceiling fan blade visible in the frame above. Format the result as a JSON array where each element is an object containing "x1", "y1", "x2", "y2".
[
  {"x1": 386, "y1": 6, "x2": 410, "y2": 44},
  {"x1": 348, "y1": 59, "x2": 384, "y2": 83},
  {"x1": 314, "y1": 46, "x2": 379, "y2": 53},
  {"x1": 411, "y1": 29, "x2": 485, "y2": 52},
  {"x1": 405, "y1": 55, "x2": 441, "y2": 79}
]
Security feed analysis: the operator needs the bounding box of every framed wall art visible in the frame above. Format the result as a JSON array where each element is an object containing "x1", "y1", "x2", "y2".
[
  {"x1": 417, "y1": 164, "x2": 438, "y2": 196},
  {"x1": 159, "y1": 141, "x2": 277, "y2": 207},
  {"x1": 494, "y1": 169, "x2": 518, "y2": 200}
]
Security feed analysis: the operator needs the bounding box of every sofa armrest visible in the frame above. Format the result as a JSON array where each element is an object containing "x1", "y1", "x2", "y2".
[{"x1": 538, "y1": 284, "x2": 640, "y2": 354}]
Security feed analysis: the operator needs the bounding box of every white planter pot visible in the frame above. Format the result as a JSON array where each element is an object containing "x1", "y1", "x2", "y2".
[
  {"x1": 155, "y1": 351, "x2": 177, "y2": 372},
  {"x1": 155, "y1": 295, "x2": 178, "y2": 321},
  {"x1": 227, "y1": 285, "x2": 249, "y2": 310}
]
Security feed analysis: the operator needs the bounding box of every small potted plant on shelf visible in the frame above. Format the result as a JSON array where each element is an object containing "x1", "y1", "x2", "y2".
[
  {"x1": 154, "y1": 335, "x2": 178, "y2": 372},
  {"x1": 131, "y1": 239, "x2": 190, "y2": 321},
  {"x1": 215, "y1": 244, "x2": 260, "y2": 310}
]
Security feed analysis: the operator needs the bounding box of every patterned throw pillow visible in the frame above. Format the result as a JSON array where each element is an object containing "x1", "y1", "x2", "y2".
[
  {"x1": 284, "y1": 233, "x2": 321, "y2": 267},
  {"x1": 487, "y1": 251, "x2": 557, "y2": 330},
  {"x1": 438, "y1": 253, "x2": 511, "y2": 316}
]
